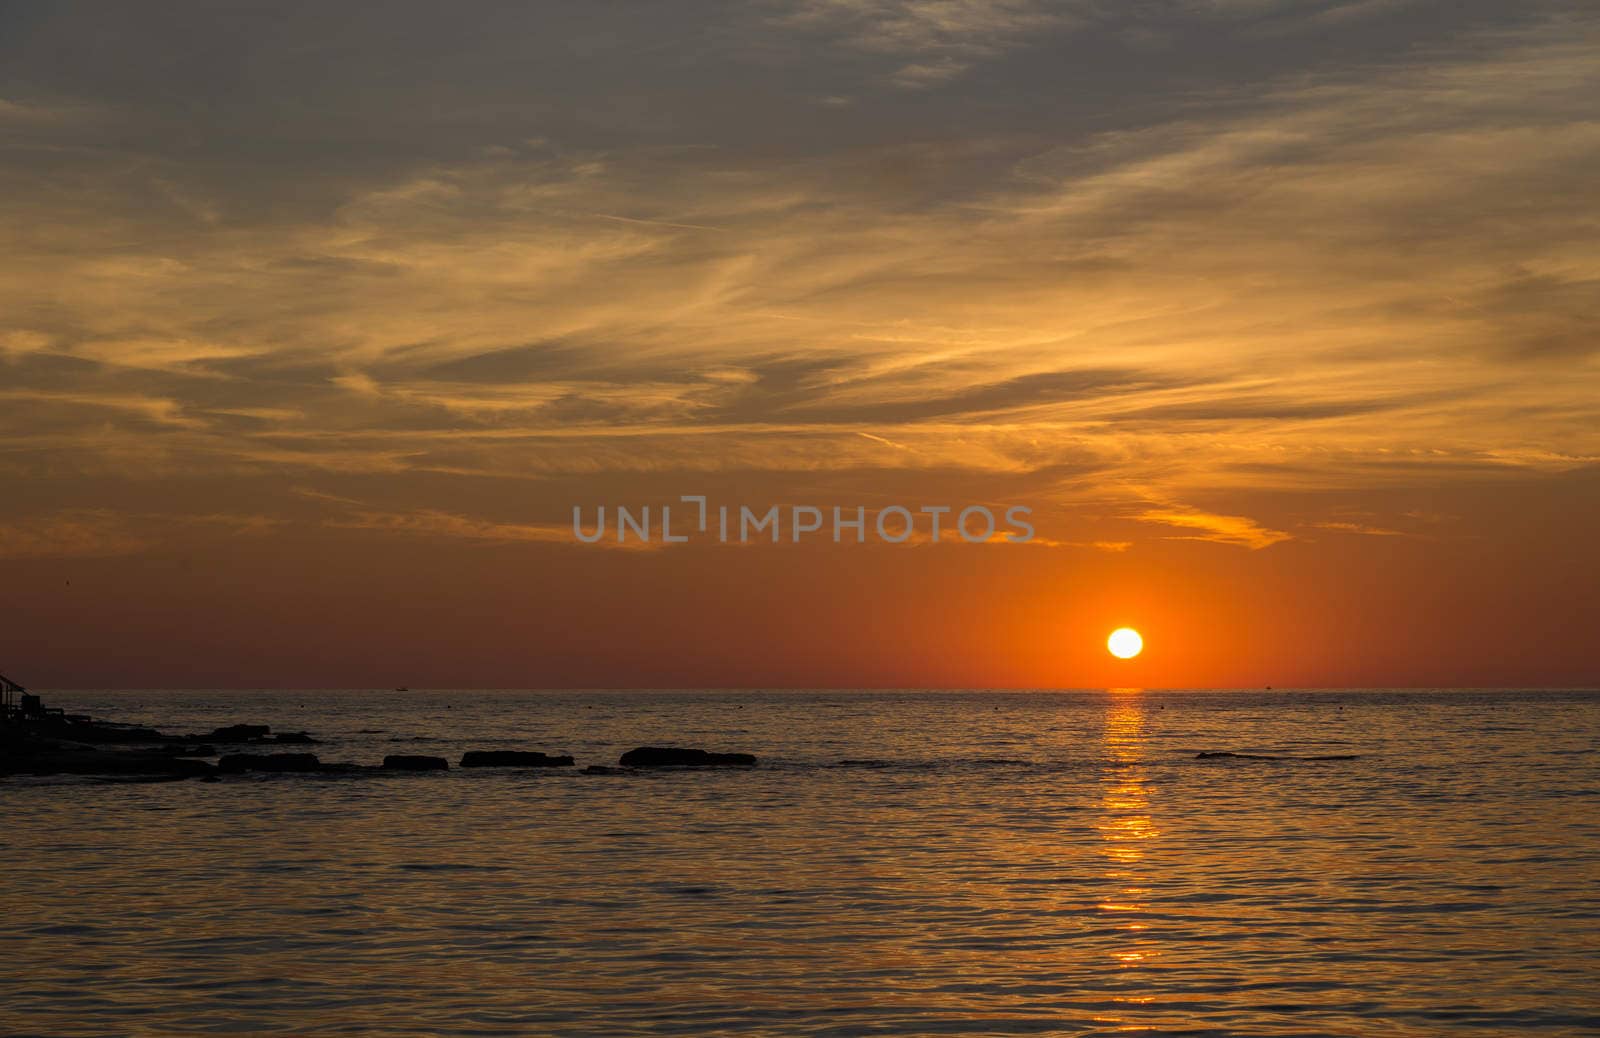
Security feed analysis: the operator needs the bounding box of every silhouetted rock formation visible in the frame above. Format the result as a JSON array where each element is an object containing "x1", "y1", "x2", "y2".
[
  {"x1": 618, "y1": 746, "x2": 757, "y2": 767},
  {"x1": 1, "y1": 688, "x2": 334, "y2": 778},
  {"x1": 0, "y1": 744, "x2": 216, "y2": 779},
  {"x1": 218, "y1": 752, "x2": 322, "y2": 773},
  {"x1": 383, "y1": 754, "x2": 449, "y2": 771},
  {"x1": 460, "y1": 750, "x2": 573, "y2": 768},
  {"x1": 272, "y1": 732, "x2": 318, "y2": 744},
  {"x1": 158, "y1": 743, "x2": 217, "y2": 757},
  {"x1": 581, "y1": 765, "x2": 624, "y2": 775}
]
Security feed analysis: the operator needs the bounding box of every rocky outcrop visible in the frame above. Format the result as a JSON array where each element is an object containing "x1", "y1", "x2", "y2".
[
  {"x1": 217, "y1": 752, "x2": 322, "y2": 773},
  {"x1": 581, "y1": 764, "x2": 624, "y2": 775},
  {"x1": 618, "y1": 746, "x2": 757, "y2": 768},
  {"x1": 460, "y1": 750, "x2": 573, "y2": 768},
  {"x1": 0, "y1": 745, "x2": 215, "y2": 779},
  {"x1": 383, "y1": 754, "x2": 449, "y2": 771}
]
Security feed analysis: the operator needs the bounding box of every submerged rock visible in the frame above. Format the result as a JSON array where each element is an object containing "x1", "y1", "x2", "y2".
[
  {"x1": 618, "y1": 746, "x2": 757, "y2": 768},
  {"x1": 217, "y1": 752, "x2": 321, "y2": 773},
  {"x1": 187, "y1": 725, "x2": 319, "y2": 746},
  {"x1": 460, "y1": 750, "x2": 574, "y2": 768},
  {"x1": 581, "y1": 765, "x2": 625, "y2": 775},
  {"x1": 203, "y1": 724, "x2": 272, "y2": 743},
  {"x1": 383, "y1": 754, "x2": 449, "y2": 771}
]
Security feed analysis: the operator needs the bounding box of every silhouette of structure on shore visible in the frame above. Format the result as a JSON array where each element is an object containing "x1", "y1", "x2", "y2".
[
  {"x1": 1, "y1": 672, "x2": 94, "y2": 728},
  {"x1": 1, "y1": 673, "x2": 160, "y2": 741}
]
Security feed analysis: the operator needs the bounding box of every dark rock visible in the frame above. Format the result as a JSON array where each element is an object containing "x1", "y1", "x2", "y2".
[
  {"x1": 581, "y1": 765, "x2": 624, "y2": 775},
  {"x1": 217, "y1": 752, "x2": 321, "y2": 773},
  {"x1": 1, "y1": 748, "x2": 215, "y2": 779},
  {"x1": 460, "y1": 750, "x2": 574, "y2": 768},
  {"x1": 158, "y1": 743, "x2": 217, "y2": 757},
  {"x1": 73, "y1": 723, "x2": 169, "y2": 744},
  {"x1": 383, "y1": 754, "x2": 449, "y2": 771},
  {"x1": 317, "y1": 762, "x2": 375, "y2": 775},
  {"x1": 618, "y1": 746, "x2": 757, "y2": 768},
  {"x1": 271, "y1": 732, "x2": 318, "y2": 745}
]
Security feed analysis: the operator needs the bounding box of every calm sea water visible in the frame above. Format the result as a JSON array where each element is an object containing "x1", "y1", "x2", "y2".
[{"x1": 3, "y1": 689, "x2": 1598, "y2": 1037}]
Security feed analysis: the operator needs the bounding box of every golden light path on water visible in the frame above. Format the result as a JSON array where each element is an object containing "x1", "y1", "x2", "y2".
[{"x1": 1096, "y1": 689, "x2": 1162, "y2": 1022}]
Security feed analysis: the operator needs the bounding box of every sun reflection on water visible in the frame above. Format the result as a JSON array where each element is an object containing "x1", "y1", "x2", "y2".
[{"x1": 1097, "y1": 689, "x2": 1161, "y2": 978}]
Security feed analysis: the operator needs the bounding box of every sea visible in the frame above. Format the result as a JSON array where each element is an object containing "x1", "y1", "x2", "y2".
[{"x1": 3, "y1": 688, "x2": 1598, "y2": 1037}]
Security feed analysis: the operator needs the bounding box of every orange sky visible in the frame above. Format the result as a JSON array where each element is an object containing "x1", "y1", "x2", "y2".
[{"x1": 1, "y1": 2, "x2": 1597, "y2": 687}]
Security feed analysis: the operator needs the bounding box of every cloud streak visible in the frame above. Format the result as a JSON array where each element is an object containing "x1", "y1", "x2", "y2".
[{"x1": 1133, "y1": 505, "x2": 1294, "y2": 550}]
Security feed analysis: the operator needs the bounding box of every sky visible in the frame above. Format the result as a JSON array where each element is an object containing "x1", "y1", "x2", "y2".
[{"x1": 1, "y1": 0, "x2": 1596, "y2": 688}]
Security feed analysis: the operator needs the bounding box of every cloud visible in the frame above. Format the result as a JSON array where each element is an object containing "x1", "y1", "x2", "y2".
[
  {"x1": 0, "y1": 508, "x2": 282, "y2": 558},
  {"x1": 0, "y1": 511, "x2": 150, "y2": 559},
  {"x1": 0, "y1": 7, "x2": 1593, "y2": 507},
  {"x1": 1133, "y1": 506, "x2": 1293, "y2": 549},
  {"x1": 299, "y1": 489, "x2": 659, "y2": 551},
  {"x1": 325, "y1": 507, "x2": 642, "y2": 548},
  {"x1": 0, "y1": 98, "x2": 92, "y2": 124},
  {"x1": 0, "y1": 389, "x2": 206, "y2": 429},
  {"x1": 1309, "y1": 520, "x2": 1406, "y2": 536},
  {"x1": 777, "y1": 0, "x2": 1076, "y2": 85}
]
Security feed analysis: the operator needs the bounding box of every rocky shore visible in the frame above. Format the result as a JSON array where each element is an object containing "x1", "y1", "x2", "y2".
[{"x1": 1, "y1": 692, "x2": 759, "y2": 782}]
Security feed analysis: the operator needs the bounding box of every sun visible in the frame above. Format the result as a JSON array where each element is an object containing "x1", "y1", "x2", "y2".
[{"x1": 1107, "y1": 627, "x2": 1144, "y2": 659}]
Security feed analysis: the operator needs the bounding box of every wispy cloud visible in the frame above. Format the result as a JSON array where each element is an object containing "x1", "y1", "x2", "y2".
[
  {"x1": 1309, "y1": 520, "x2": 1406, "y2": 537},
  {"x1": 0, "y1": 509, "x2": 281, "y2": 558},
  {"x1": 777, "y1": 0, "x2": 1075, "y2": 86},
  {"x1": 1133, "y1": 506, "x2": 1293, "y2": 550},
  {"x1": 325, "y1": 507, "x2": 647, "y2": 549},
  {"x1": 0, "y1": 511, "x2": 150, "y2": 559},
  {"x1": 298, "y1": 489, "x2": 658, "y2": 551}
]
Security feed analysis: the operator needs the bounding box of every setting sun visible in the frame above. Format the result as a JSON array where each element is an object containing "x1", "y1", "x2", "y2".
[{"x1": 1108, "y1": 628, "x2": 1144, "y2": 660}]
